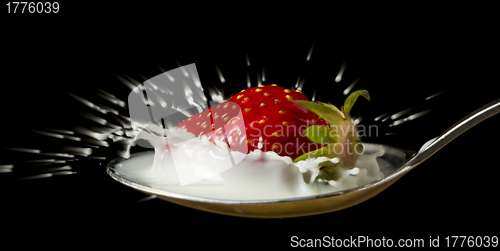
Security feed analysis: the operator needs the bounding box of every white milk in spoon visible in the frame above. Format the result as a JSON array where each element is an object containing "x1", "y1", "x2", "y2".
[{"x1": 113, "y1": 127, "x2": 384, "y2": 201}]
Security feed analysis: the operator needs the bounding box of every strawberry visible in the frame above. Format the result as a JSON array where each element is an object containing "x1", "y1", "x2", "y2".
[{"x1": 175, "y1": 84, "x2": 369, "y2": 182}]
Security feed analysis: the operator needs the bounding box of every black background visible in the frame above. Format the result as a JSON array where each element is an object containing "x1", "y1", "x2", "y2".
[{"x1": 1, "y1": 8, "x2": 499, "y2": 248}]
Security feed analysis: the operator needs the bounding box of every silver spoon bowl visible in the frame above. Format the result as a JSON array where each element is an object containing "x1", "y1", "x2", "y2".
[{"x1": 107, "y1": 99, "x2": 500, "y2": 218}]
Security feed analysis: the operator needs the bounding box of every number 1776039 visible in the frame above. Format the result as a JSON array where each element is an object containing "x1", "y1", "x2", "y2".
[{"x1": 6, "y1": 2, "x2": 60, "y2": 14}]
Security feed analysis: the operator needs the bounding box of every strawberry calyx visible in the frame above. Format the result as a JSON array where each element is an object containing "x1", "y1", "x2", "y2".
[{"x1": 291, "y1": 90, "x2": 370, "y2": 182}]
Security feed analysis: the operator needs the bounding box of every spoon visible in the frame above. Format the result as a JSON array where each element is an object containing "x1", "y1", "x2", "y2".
[{"x1": 107, "y1": 98, "x2": 500, "y2": 218}]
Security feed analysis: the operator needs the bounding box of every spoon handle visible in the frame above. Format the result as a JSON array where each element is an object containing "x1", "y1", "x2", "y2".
[{"x1": 409, "y1": 98, "x2": 500, "y2": 167}]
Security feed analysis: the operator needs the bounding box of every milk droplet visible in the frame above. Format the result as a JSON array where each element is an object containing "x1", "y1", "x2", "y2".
[{"x1": 350, "y1": 167, "x2": 360, "y2": 176}]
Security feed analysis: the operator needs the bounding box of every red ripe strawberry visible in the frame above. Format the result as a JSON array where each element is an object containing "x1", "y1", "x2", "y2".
[
  {"x1": 176, "y1": 85, "x2": 325, "y2": 159},
  {"x1": 176, "y1": 85, "x2": 369, "y2": 181}
]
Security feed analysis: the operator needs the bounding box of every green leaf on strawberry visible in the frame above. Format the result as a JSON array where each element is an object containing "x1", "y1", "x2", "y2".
[
  {"x1": 342, "y1": 90, "x2": 370, "y2": 116},
  {"x1": 318, "y1": 102, "x2": 345, "y2": 119},
  {"x1": 292, "y1": 90, "x2": 370, "y2": 181},
  {"x1": 293, "y1": 144, "x2": 332, "y2": 162},
  {"x1": 302, "y1": 125, "x2": 337, "y2": 144},
  {"x1": 315, "y1": 163, "x2": 339, "y2": 181}
]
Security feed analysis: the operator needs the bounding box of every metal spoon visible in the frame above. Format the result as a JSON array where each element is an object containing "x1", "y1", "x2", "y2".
[{"x1": 107, "y1": 98, "x2": 500, "y2": 218}]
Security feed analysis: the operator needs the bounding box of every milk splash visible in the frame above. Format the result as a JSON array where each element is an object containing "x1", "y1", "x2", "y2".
[{"x1": 114, "y1": 126, "x2": 384, "y2": 201}]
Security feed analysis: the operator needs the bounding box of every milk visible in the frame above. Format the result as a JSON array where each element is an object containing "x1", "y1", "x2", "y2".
[{"x1": 113, "y1": 127, "x2": 384, "y2": 201}]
